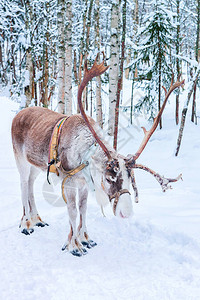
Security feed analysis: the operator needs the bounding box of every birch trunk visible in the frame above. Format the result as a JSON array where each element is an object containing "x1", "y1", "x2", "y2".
[
  {"x1": 64, "y1": 0, "x2": 72, "y2": 115},
  {"x1": 175, "y1": 66, "x2": 200, "y2": 156},
  {"x1": 24, "y1": 0, "x2": 34, "y2": 108},
  {"x1": 77, "y1": 3, "x2": 87, "y2": 113},
  {"x1": 158, "y1": 32, "x2": 162, "y2": 129},
  {"x1": 43, "y1": 2, "x2": 50, "y2": 108},
  {"x1": 95, "y1": 0, "x2": 103, "y2": 128},
  {"x1": 113, "y1": 0, "x2": 127, "y2": 150},
  {"x1": 108, "y1": 0, "x2": 120, "y2": 136},
  {"x1": 175, "y1": 0, "x2": 180, "y2": 125},
  {"x1": 191, "y1": 0, "x2": 200, "y2": 123},
  {"x1": 57, "y1": 0, "x2": 65, "y2": 114},
  {"x1": 0, "y1": 37, "x2": 7, "y2": 84},
  {"x1": 84, "y1": 0, "x2": 94, "y2": 112},
  {"x1": 24, "y1": 49, "x2": 33, "y2": 107},
  {"x1": 43, "y1": 46, "x2": 49, "y2": 107}
]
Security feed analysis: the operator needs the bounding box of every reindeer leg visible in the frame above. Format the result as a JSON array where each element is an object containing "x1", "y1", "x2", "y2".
[
  {"x1": 62, "y1": 183, "x2": 87, "y2": 257},
  {"x1": 77, "y1": 181, "x2": 97, "y2": 249},
  {"x1": 16, "y1": 156, "x2": 34, "y2": 235},
  {"x1": 134, "y1": 164, "x2": 182, "y2": 192},
  {"x1": 28, "y1": 166, "x2": 49, "y2": 228}
]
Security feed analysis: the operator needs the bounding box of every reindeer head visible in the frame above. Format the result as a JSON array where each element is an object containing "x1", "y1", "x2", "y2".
[
  {"x1": 78, "y1": 53, "x2": 184, "y2": 218},
  {"x1": 94, "y1": 155, "x2": 134, "y2": 218}
]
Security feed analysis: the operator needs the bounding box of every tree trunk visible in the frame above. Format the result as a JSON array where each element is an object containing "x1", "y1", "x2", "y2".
[
  {"x1": 77, "y1": 3, "x2": 87, "y2": 114},
  {"x1": 0, "y1": 38, "x2": 6, "y2": 84},
  {"x1": 73, "y1": 50, "x2": 78, "y2": 85},
  {"x1": 84, "y1": 0, "x2": 94, "y2": 113},
  {"x1": 65, "y1": 0, "x2": 73, "y2": 115},
  {"x1": 32, "y1": 60, "x2": 37, "y2": 106},
  {"x1": 43, "y1": 2, "x2": 50, "y2": 108},
  {"x1": 24, "y1": 0, "x2": 34, "y2": 108},
  {"x1": 175, "y1": 67, "x2": 200, "y2": 156},
  {"x1": 24, "y1": 48, "x2": 33, "y2": 107},
  {"x1": 175, "y1": 0, "x2": 180, "y2": 125},
  {"x1": 158, "y1": 32, "x2": 162, "y2": 129},
  {"x1": 191, "y1": 0, "x2": 200, "y2": 123},
  {"x1": 113, "y1": 0, "x2": 127, "y2": 150},
  {"x1": 86, "y1": 0, "x2": 94, "y2": 52},
  {"x1": 95, "y1": 0, "x2": 103, "y2": 128},
  {"x1": 108, "y1": 0, "x2": 120, "y2": 136},
  {"x1": 191, "y1": 83, "x2": 197, "y2": 124},
  {"x1": 57, "y1": 0, "x2": 65, "y2": 114},
  {"x1": 130, "y1": 75, "x2": 135, "y2": 125},
  {"x1": 77, "y1": 53, "x2": 83, "y2": 113},
  {"x1": 43, "y1": 45, "x2": 49, "y2": 107}
]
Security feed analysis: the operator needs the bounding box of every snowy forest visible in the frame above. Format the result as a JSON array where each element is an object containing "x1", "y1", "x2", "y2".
[
  {"x1": 1, "y1": 0, "x2": 200, "y2": 299},
  {"x1": 0, "y1": 0, "x2": 199, "y2": 153}
]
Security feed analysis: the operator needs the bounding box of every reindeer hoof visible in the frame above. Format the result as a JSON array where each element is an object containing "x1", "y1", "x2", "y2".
[
  {"x1": 62, "y1": 243, "x2": 88, "y2": 256},
  {"x1": 21, "y1": 228, "x2": 34, "y2": 235},
  {"x1": 62, "y1": 244, "x2": 67, "y2": 251},
  {"x1": 35, "y1": 222, "x2": 49, "y2": 227},
  {"x1": 89, "y1": 240, "x2": 97, "y2": 247},
  {"x1": 82, "y1": 240, "x2": 97, "y2": 248},
  {"x1": 70, "y1": 249, "x2": 83, "y2": 257},
  {"x1": 82, "y1": 241, "x2": 92, "y2": 249},
  {"x1": 81, "y1": 247, "x2": 88, "y2": 255}
]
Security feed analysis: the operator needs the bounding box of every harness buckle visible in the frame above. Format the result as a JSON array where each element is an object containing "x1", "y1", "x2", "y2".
[{"x1": 47, "y1": 159, "x2": 55, "y2": 184}]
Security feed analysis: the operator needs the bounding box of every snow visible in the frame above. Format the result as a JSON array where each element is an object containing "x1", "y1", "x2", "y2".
[{"x1": 0, "y1": 90, "x2": 200, "y2": 300}]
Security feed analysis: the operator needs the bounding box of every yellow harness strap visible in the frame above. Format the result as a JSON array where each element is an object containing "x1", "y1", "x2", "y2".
[
  {"x1": 61, "y1": 162, "x2": 89, "y2": 204},
  {"x1": 48, "y1": 117, "x2": 68, "y2": 174},
  {"x1": 48, "y1": 117, "x2": 89, "y2": 204}
]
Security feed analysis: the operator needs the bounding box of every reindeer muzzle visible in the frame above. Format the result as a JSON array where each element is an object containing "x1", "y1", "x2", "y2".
[{"x1": 109, "y1": 189, "x2": 131, "y2": 216}]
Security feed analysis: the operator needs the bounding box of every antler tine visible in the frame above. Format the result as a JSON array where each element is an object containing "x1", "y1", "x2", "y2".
[
  {"x1": 133, "y1": 75, "x2": 185, "y2": 161},
  {"x1": 162, "y1": 85, "x2": 167, "y2": 96},
  {"x1": 133, "y1": 163, "x2": 182, "y2": 192},
  {"x1": 141, "y1": 126, "x2": 147, "y2": 134},
  {"x1": 83, "y1": 53, "x2": 109, "y2": 79},
  {"x1": 78, "y1": 54, "x2": 111, "y2": 159}
]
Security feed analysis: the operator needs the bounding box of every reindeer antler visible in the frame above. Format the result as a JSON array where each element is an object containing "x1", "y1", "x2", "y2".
[
  {"x1": 78, "y1": 53, "x2": 111, "y2": 159},
  {"x1": 133, "y1": 75, "x2": 185, "y2": 160}
]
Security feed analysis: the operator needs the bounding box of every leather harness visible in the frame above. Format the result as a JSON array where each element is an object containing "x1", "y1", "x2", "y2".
[
  {"x1": 48, "y1": 117, "x2": 69, "y2": 177},
  {"x1": 47, "y1": 117, "x2": 131, "y2": 212},
  {"x1": 47, "y1": 117, "x2": 88, "y2": 204}
]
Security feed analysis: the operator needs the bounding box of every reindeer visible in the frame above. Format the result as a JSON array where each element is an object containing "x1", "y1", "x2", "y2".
[{"x1": 11, "y1": 55, "x2": 184, "y2": 256}]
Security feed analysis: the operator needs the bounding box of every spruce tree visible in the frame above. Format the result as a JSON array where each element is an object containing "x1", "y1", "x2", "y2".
[{"x1": 133, "y1": 0, "x2": 175, "y2": 128}]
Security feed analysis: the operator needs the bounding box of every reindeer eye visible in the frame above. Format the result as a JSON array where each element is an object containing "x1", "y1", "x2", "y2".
[
  {"x1": 106, "y1": 178, "x2": 112, "y2": 184},
  {"x1": 113, "y1": 167, "x2": 119, "y2": 173}
]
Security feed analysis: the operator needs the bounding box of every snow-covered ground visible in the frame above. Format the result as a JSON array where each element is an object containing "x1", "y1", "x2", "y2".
[{"x1": 0, "y1": 90, "x2": 200, "y2": 300}]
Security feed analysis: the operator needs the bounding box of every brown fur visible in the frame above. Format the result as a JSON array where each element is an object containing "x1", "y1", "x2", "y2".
[{"x1": 12, "y1": 106, "x2": 96, "y2": 171}]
